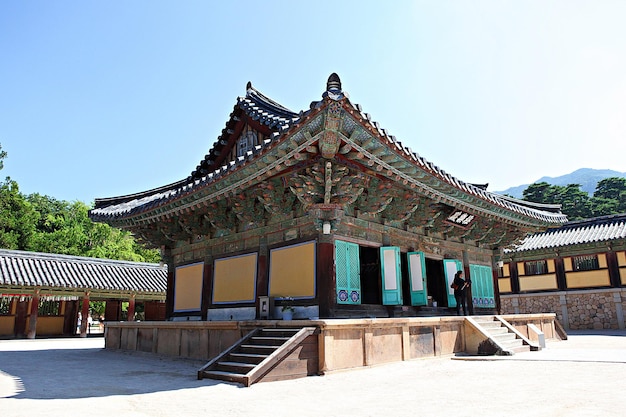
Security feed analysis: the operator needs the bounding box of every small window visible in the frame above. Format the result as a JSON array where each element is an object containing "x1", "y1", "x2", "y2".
[
  {"x1": 237, "y1": 131, "x2": 256, "y2": 157},
  {"x1": 524, "y1": 260, "x2": 548, "y2": 275},
  {"x1": 573, "y1": 255, "x2": 599, "y2": 271},
  {"x1": 0, "y1": 299, "x2": 10, "y2": 315},
  {"x1": 38, "y1": 300, "x2": 61, "y2": 316}
]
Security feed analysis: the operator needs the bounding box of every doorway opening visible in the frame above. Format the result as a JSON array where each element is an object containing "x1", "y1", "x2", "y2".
[
  {"x1": 425, "y1": 258, "x2": 447, "y2": 307},
  {"x1": 359, "y1": 246, "x2": 381, "y2": 304}
]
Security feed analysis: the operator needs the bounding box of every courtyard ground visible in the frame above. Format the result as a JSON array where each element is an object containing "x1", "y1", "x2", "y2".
[{"x1": 1, "y1": 329, "x2": 625, "y2": 417}]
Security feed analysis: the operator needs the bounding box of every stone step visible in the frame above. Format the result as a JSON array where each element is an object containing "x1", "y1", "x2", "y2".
[
  {"x1": 498, "y1": 338, "x2": 524, "y2": 349},
  {"x1": 475, "y1": 320, "x2": 502, "y2": 328},
  {"x1": 484, "y1": 327, "x2": 509, "y2": 335},
  {"x1": 492, "y1": 332, "x2": 517, "y2": 342},
  {"x1": 508, "y1": 344, "x2": 531, "y2": 353}
]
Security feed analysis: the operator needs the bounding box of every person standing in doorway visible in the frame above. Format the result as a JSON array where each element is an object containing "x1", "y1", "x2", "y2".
[{"x1": 452, "y1": 270, "x2": 470, "y2": 316}]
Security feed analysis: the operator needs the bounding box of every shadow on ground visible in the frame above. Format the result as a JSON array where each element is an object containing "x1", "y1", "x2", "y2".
[{"x1": 0, "y1": 347, "x2": 238, "y2": 399}]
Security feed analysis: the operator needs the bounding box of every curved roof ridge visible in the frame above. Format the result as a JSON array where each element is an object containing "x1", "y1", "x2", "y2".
[{"x1": 244, "y1": 82, "x2": 299, "y2": 119}]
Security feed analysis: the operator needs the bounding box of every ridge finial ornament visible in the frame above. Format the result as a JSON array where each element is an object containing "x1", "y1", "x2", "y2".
[
  {"x1": 327, "y1": 73, "x2": 342, "y2": 91},
  {"x1": 246, "y1": 81, "x2": 252, "y2": 91}
]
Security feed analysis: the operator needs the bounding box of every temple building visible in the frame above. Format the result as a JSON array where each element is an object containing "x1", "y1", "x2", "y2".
[
  {"x1": 499, "y1": 214, "x2": 626, "y2": 330},
  {"x1": 0, "y1": 249, "x2": 167, "y2": 338},
  {"x1": 90, "y1": 74, "x2": 567, "y2": 322}
]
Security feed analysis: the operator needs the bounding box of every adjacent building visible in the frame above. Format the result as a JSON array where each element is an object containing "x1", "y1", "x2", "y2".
[
  {"x1": 0, "y1": 249, "x2": 167, "y2": 338},
  {"x1": 499, "y1": 214, "x2": 626, "y2": 329}
]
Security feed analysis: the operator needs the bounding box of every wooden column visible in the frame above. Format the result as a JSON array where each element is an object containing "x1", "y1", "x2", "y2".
[
  {"x1": 201, "y1": 259, "x2": 213, "y2": 321},
  {"x1": 606, "y1": 251, "x2": 621, "y2": 287},
  {"x1": 27, "y1": 288, "x2": 40, "y2": 339},
  {"x1": 492, "y1": 264, "x2": 502, "y2": 314},
  {"x1": 510, "y1": 261, "x2": 520, "y2": 293},
  {"x1": 80, "y1": 292, "x2": 90, "y2": 337},
  {"x1": 127, "y1": 294, "x2": 136, "y2": 321},
  {"x1": 165, "y1": 265, "x2": 175, "y2": 320},
  {"x1": 555, "y1": 257, "x2": 567, "y2": 290},
  {"x1": 255, "y1": 240, "x2": 268, "y2": 319},
  {"x1": 317, "y1": 239, "x2": 335, "y2": 319}
]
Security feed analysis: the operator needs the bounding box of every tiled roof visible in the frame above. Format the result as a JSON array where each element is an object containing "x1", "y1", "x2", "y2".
[
  {"x1": 188, "y1": 83, "x2": 299, "y2": 182},
  {"x1": 91, "y1": 83, "x2": 300, "y2": 216},
  {"x1": 238, "y1": 83, "x2": 299, "y2": 128},
  {"x1": 91, "y1": 74, "x2": 567, "y2": 227},
  {"x1": 0, "y1": 249, "x2": 167, "y2": 294},
  {"x1": 507, "y1": 214, "x2": 626, "y2": 252}
]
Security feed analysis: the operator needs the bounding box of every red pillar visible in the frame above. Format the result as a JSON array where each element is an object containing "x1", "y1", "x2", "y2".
[
  {"x1": 27, "y1": 288, "x2": 40, "y2": 339},
  {"x1": 127, "y1": 295, "x2": 136, "y2": 321},
  {"x1": 80, "y1": 292, "x2": 90, "y2": 337}
]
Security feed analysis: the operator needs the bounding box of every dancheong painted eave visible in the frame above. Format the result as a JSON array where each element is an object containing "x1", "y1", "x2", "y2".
[{"x1": 89, "y1": 74, "x2": 567, "y2": 230}]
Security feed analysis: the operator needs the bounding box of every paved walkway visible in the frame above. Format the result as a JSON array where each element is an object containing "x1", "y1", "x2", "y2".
[{"x1": 1, "y1": 330, "x2": 625, "y2": 417}]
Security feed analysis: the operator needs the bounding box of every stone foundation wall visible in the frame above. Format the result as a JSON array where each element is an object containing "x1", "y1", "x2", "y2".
[
  {"x1": 501, "y1": 288, "x2": 626, "y2": 330},
  {"x1": 105, "y1": 314, "x2": 561, "y2": 375}
]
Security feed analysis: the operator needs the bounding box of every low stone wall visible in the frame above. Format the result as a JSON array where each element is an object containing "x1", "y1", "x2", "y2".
[
  {"x1": 501, "y1": 288, "x2": 626, "y2": 330},
  {"x1": 105, "y1": 314, "x2": 561, "y2": 375}
]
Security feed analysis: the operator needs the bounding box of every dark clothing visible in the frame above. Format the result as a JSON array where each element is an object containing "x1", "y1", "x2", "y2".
[{"x1": 452, "y1": 276, "x2": 469, "y2": 316}]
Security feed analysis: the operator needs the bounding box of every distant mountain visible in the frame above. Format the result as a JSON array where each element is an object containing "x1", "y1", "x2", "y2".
[{"x1": 496, "y1": 168, "x2": 626, "y2": 199}]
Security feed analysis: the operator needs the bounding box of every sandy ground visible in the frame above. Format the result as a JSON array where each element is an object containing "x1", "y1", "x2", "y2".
[{"x1": 1, "y1": 330, "x2": 625, "y2": 417}]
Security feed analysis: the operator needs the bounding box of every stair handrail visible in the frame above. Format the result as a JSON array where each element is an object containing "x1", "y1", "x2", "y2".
[
  {"x1": 494, "y1": 315, "x2": 540, "y2": 351},
  {"x1": 197, "y1": 328, "x2": 261, "y2": 380},
  {"x1": 243, "y1": 327, "x2": 317, "y2": 387}
]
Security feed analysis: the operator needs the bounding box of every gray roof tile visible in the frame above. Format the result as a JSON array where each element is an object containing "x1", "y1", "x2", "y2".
[
  {"x1": 0, "y1": 249, "x2": 166, "y2": 294},
  {"x1": 508, "y1": 214, "x2": 626, "y2": 252}
]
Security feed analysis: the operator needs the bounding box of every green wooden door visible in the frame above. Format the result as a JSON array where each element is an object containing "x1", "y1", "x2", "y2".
[
  {"x1": 470, "y1": 264, "x2": 495, "y2": 309},
  {"x1": 335, "y1": 240, "x2": 361, "y2": 304},
  {"x1": 443, "y1": 259, "x2": 463, "y2": 307},
  {"x1": 380, "y1": 246, "x2": 402, "y2": 305},
  {"x1": 408, "y1": 251, "x2": 428, "y2": 306}
]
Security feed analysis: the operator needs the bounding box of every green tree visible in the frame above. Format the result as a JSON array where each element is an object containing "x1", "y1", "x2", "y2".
[
  {"x1": 522, "y1": 182, "x2": 559, "y2": 204},
  {"x1": 0, "y1": 143, "x2": 160, "y2": 262},
  {"x1": 523, "y1": 182, "x2": 592, "y2": 220},
  {"x1": 26, "y1": 196, "x2": 160, "y2": 262},
  {"x1": 593, "y1": 177, "x2": 626, "y2": 213},
  {"x1": 89, "y1": 301, "x2": 106, "y2": 319},
  {"x1": 0, "y1": 178, "x2": 38, "y2": 249},
  {"x1": 557, "y1": 184, "x2": 592, "y2": 220},
  {"x1": 523, "y1": 177, "x2": 626, "y2": 220}
]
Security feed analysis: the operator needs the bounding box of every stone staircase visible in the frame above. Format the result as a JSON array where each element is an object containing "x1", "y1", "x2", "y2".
[
  {"x1": 198, "y1": 327, "x2": 316, "y2": 386},
  {"x1": 471, "y1": 316, "x2": 533, "y2": 355}
]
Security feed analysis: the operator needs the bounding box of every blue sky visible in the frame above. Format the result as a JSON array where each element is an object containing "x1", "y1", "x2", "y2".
[{"x1": 2, "y1": 1, "x2": 626, "y2": 204}]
